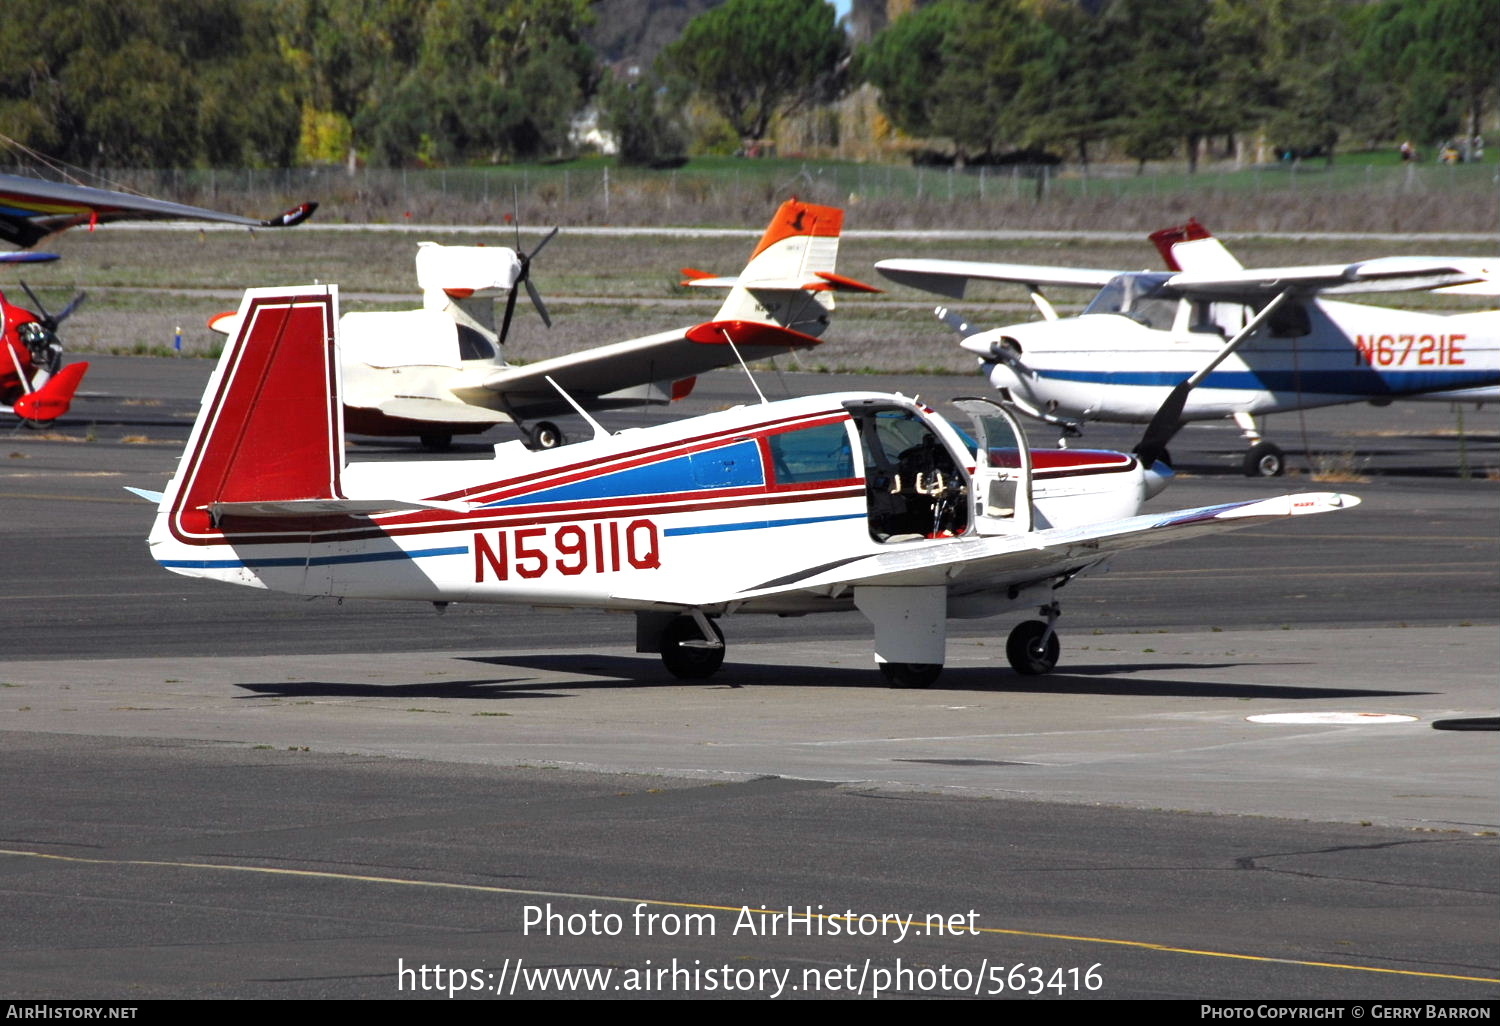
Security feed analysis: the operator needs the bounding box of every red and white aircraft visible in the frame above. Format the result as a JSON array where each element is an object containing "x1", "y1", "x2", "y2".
[
  {"x1": 0, "y1": 171, "x2": 315, "y2": 425},
  {"x1": 209, "y1": 199, "x2": 878, "y2": 450},
  {"x1": 876, "y1": 220, "x2": 1499, "y2": 475},
  {"x1": 140, "y1": 283, "x2": 1358, "y2": 685}
]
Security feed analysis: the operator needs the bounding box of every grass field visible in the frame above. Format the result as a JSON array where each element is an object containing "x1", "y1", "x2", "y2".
[{"x1": 17, "y1": 182, "x2": 1500, "y2": 375}]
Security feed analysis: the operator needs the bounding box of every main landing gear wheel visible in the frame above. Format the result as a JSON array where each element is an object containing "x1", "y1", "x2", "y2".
[
  {"x1": 1243, "y1": 441, "x2": 1285, "y2": 478},
  {"x1": 879, "y1": 662, "x2": 942, "y2": 689},
  {"x1": 660, "y1": 614, "x2": 725, "y2": 679},
  {"x1": 529, "y1": 421, "x2": 565, "y2": 450},
  {"x1": 1006, "y1": 620, "x2": 1060, "y2": 676}
]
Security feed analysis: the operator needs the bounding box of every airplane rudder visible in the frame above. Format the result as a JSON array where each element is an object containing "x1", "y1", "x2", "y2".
[{"x1": 173, "y1": 286, "x2": 343, "y2": 513}]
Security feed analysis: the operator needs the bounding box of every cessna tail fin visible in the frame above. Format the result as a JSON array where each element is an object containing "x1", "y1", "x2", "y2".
[
  {"x1": 159, "y1": 286, "x2": 343, "y2": 541},
  {"x1": 13, "y1": 360, "x2": 88, "y2": 422},
  {"x1": 1149, "y1": 218, "x2": 1244, "y2": 274},
  {"x1": 687, "y1": 198, "x2": 878, "y2": 337}
]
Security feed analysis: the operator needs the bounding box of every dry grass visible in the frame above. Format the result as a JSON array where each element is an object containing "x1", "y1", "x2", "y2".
[{"x1": 1307, "y1": 450, "x2": 1372, "y2": 483}]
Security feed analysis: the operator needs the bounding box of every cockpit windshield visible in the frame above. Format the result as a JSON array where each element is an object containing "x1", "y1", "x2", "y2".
[{"x1": 1082, "y1": 272, "x2": 1177, "y2": 331}]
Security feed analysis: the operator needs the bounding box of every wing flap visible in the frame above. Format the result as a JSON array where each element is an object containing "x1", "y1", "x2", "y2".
[
  {"x1": 1167, "y1": 257, "x2": 1498, "y2": 300},
  {"x1": 612, "y1": 492, "x2": 1360, "y2": 608}
]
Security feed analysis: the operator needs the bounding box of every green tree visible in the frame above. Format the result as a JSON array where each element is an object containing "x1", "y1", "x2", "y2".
[
  {"x1": 854, "y1": 0, "x2": 962, "y2": 141},
  {"x1": 354, "y1": 0, "x2": 596, "y2": 165},
  {"x1": 0, "y1": 0, "x2": 297, "y2": 167},
  {"x1": 661, "y1": 0, "x2": 848, "y2": 145},
  {"x1": 1353, "y1": 0, "x2": 1498, "y2": 151},
  {"x1": 598, "y1": 72, "x2": 687, "y2": 167}
]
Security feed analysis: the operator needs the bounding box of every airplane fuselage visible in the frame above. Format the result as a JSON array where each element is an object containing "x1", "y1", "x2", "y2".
[
  {"x1": 151, "y1": 390, "x2": 1164, "y2": 619},
  {"x1": 980, "y1": 298, "x2": 1500, "y2": 425}
]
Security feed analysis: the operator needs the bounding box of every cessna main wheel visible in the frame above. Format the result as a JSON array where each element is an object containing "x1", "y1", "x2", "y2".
[
  {"x1": 1006, "y1": 620, "x2": 1060, "y2": 676},
  {"x1": 1243, "y1": 441, "x2": 1285, "y2": 478},
  {"x1": 660, "y1": 615, "x2": 725, "y2": 679},
  {"x1": 879, "y1": 662, "x2": 942, "y2": 689},
  {"x1": 529, "y1": 421, "x2": 566, "y2": 450}
]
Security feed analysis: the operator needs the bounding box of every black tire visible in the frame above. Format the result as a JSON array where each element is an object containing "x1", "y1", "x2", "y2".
[
  {"x1": 1006, "y1": 620, "x2": 1060, "y2": 675},
  {"x1": 660, "y1": 615, "x2": 725, "y2": 679},
  {"x1": 1243, "y1": 441, "x2": 1285, "y2": 477},
  {"x1": 879, "y1": 662, "x2": 942, "y2": 688},
  {"x1": 530, "y1": 421, "x2": 565, "y2": 450},
  {"x1": 419, "y1": 432, "x2": 453, "y2": 451}
]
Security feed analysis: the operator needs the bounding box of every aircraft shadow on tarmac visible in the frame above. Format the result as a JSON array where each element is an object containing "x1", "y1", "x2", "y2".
[{"x1": 288, "y1": 652, "x2": 1445, "y2": 700}]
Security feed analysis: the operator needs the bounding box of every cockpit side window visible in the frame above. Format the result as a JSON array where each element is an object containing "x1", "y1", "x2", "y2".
[
  {"x1": 1084, "y1": 273, "x2": 1176, "y2": 331},
  {"x1": 766, "y1": 421, "x2": 855, "y2": 484},
  {"x1": 456, "y1": 325, "x2": 498, "y2": 361}
]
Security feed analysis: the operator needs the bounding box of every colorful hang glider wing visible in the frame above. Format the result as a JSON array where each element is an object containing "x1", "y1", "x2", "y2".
[{"x1": 0, "y1": 172, "x2": 316, "y2": 250}]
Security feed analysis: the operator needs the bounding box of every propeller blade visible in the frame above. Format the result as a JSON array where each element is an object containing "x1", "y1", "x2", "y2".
[
  {"x1": 935, "y1": 306, "x2": 972, "y2": 337},
  {"x1": 524, "y1": 276, "x2": 552, "y2": 329},
  {"x1": 53, "y1": 290, "x2": 87, "y2": 327},
  {"x1": 1134, "y1": 381, "x2": 1191, "y2": 468},
  {"x1": 527, "y1": 226, "x2": 559, "y2": 262},
  {"x1": 19, "y1": 281, "x2": 51, "y2": 326},
  {"x1": 497, "y1": 283, "x2": 521, "y2": 347}
]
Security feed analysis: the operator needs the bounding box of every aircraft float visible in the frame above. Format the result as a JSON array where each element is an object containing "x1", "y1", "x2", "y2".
[
  {"x1": 138, "y1": 283, "x2": 1358, "y2": 686},
  {"x1": 0, "y1": 170, "x2": 315, "y2": 426},
  {"x1": 207, "y1": 199, "x2": 879, "y2": 450},
  {"x1": 875, "y1": 219, "x2": 1499, "y2": 476}
]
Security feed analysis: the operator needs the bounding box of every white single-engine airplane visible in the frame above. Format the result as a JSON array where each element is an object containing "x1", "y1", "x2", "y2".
[
  {"x1": 210, "y1": 199, "x2": 878, "y2": 451},
  {"x1": 875, "y1": 219, "x2": 1499, "y2": 476},
  {"x1": 140, "y1": 283, "x2": 1358, "y2": 686}
]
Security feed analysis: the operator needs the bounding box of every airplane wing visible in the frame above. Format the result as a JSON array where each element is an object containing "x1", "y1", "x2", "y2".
[
  {"x1": 613, "y1": 491, "x2": 1359, "y2": 609},
  {"x1": 1165, "y1": 257, "x2": 1500, "y2": 300},
  {"x1": 875, "y1": 258, "x2": 1120, "y2": 299},
  {"x1": 0, "y1": 172, "x2": 316, "y2": 249},
  {"x1": 479, "y1": 319, "x2": 824, "y2": 420}
]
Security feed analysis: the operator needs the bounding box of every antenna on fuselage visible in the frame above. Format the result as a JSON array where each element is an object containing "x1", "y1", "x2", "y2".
[
  {"x1": 544, "y1": 375, "x2": 609, "y2": 441},
  {"x1": 721, "y1": 326, "x2": 768, "y2": 405}
]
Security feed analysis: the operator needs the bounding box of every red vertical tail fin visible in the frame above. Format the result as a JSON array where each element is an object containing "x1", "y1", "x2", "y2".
[{"x1": 164, "y1": 286, "x2": 342, "y2": 540}]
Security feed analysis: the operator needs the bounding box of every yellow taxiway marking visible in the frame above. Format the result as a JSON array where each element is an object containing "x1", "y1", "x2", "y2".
[{"x1": 2, "y1": 846, "x2": 1495, "y2": 985}]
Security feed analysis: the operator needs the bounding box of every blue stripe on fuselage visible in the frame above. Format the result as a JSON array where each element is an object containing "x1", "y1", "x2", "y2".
[
  {"x1": 1040, "y1": 367, "x2": 1497, "y2": 397},
  {"x1": 483, "y1": 439, "x2": 764, "y2": 507},
  {"x1": 664, "y1": 513, "x2": 865, "y2": 537}
]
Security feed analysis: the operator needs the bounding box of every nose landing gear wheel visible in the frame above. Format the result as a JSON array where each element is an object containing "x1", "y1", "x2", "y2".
[
  {"x1": 1243, "y1": 441, "x2": 1285, "y2": 477},
  {"x1": 1006, "y1": 620, "x2": 1060, "y2": 675},
  {"x1": 660, "y1": 614, "x2": 725, "y2": 679},
  {"x1": 879, "y1": 662, "x2": 942, "y2": 689}
]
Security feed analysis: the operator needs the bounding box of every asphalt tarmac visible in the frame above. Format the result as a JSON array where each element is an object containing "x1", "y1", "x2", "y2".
[{"x1": 1, "y1": 355, "x2": 1496, "y2": 1000}]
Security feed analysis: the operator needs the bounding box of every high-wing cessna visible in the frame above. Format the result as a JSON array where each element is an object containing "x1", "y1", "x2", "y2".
[
  {"x1": 875, "y1": 220, "x2": 1499, "y2": 476},
  {"x1": 208, "y1": 199, "x2": 878, "y2": 450},
  {"x1": 139, "y1": 283, "x2": 1357, "y2": 686},
  {"x1": 1, "y1": 171, "x2": 315, "y2": 424}
]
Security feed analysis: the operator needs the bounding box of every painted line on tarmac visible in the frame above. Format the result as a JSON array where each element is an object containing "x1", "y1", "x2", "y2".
[{"x1": 2, "y1": 846, "x2": 1495, "y2": 986}]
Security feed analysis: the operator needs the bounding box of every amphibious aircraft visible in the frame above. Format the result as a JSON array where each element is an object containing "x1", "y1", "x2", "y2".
[
  {"x1": 140, "y1": 283, "x2": 1357, "y2": 686},
  {"x1": 207, "y1": 199, "x2": 878, "y2": 450},
  {"x1": 875, "y1": 220, "x2": 1499, "y2": 476},
  {"x1": 0, "y1": 171, "x2": 315, "y2": 424}
]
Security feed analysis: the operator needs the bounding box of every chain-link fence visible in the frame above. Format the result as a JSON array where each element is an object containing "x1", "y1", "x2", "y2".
[{"x1": 7, "y1": 159, "x2": 1498, "y2": 233}]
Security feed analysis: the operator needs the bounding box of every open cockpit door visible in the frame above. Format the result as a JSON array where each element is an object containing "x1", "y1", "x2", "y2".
[
  {"x1": 953, "y1": 396, "x2": 1032, "y2": 535},
  {"x1": 845, "y1": 400, "x2": 970, "y2": 543}
]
